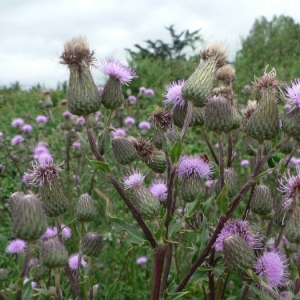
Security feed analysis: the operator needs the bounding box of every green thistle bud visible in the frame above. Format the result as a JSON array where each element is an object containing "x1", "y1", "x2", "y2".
[
  {"x1": 12, "y1": 194, "x2": 47, "y2": 241},
  {"x1": 245, "y1": 136, "x2": 259, "y2": 156},
  {"x1": 76, "y1": 193, "x2": 97, "y2": 223},
  {"x1": 241, "y1": 100, "x2": 258, "y2": 131},
  {"x1": 27, "y1": 258, "x2": 48, "y2": 281},
  {"x1": 246, "y1": 69, "x2": 280, "y2": 142},
  {"x1": 216, "y1": 168, "x2": 238, "y2": 198},
  {"x1": 231, "y1": 104, "x2": 242, "y2": 130},
  {"x1": 0, "y1": 269, "x2": 8, "y2": 282},
  {"x1": 132, "y1": 185, "x2": 161, "y2": 220},
  {"x1": 192, "y1": 107, "x2": 205, "y2": 127},
  {"x1": 112, "y1": 136, "x2": 137, "y2": 165},
  {"x1": 250, "y1": 184, "x2": 273, "y2": 216},
  {"x1": 282, "y1": 107, "x2": 300, "y2": 138},
  {"x1": 274, "y1": 204, "x2": 289, "y2": 228},
  {"x1": 181, "y1": 177, "x2": 203, "y2": 202},
  {"x1": 9, "y1": 191, "x2": 25, "y2": 212},
  {"x1": 146, "y1": 151, "x2": 167, "y2": 174},
  {"x1": 43, "y1": 91, "x2": 53, "y2": 108},
  {"x1": 223, "y1": 234, "x2": 255, "y2": 274},
  {"x1": 284, "y1": 210, "x2": 300, "y2": 244},
  {"x1": 81, "y1": 232, "x2": 103, "y2": 257},
  {"x1": 204, "y1": 96, "x2": 234, "y2": 133},
  {"x1": 172, "y1": 101, "x2": 189, "y2": 129},
  {"x1": 101, "y1": 77, "x2": 124, "y2": 109},
  {"x1": 280, "y1": 138, "x2": 295, "y2": 155},
  {"x1": 182, "y1": 42, "x2": 228, "y2": 107},
  {"x1": 41, "y1": 237, "x2": 68, "y2": 269},
  {"x1": 60, "y1": 35, "x2": 101, "y2": 116}
]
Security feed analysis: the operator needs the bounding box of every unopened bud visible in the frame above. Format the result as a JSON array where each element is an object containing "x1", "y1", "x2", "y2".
[
  {"x1": 76, "y1": 194, "x2": 97, "y2": 223},
  {"x1": 112, "y1": 136, "x2": 137, "y2": 165},
  {"x1": 250, "y1": 184, "x2": 273, "y2": 216},
  {"x1": 81, "y1": 232, "x2": 103, "y2": 257}
]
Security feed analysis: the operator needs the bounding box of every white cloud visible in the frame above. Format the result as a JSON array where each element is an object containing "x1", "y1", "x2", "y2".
[{"x1": 0, "y1": 0, "x2": 299, "y2": 88}]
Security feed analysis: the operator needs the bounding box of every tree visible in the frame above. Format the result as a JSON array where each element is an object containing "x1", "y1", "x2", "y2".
[{"x1": 234, "y1": 15, "x2": 300, "y2": 98}]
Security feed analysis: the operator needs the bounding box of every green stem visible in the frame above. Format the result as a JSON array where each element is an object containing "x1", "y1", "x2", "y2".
[
  {"x1": 99, "y1": 109, "x2": 115, "y2": 155},
  {"x1": 88, "y1": 257, "x2": 94, "y2": 300},
  {"x1": 54, "y1": 268, "x2": 62, "y2": 300},
  {"x1": 218, "y1": 134, "x2": 225, "y2": 190}
]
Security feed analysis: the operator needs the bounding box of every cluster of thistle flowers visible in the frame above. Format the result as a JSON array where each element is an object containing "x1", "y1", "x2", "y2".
[{"x1": 2, "y1": 159, "x2": 103, "y2": 298}]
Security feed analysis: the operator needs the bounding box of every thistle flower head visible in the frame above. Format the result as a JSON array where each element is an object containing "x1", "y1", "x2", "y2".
[
  {"x1": 36, "y1": 115, "x2": 48, "y2": 123},
  {"x1": 27, "y1": 160, "x2": 63, "y2": 188},
  {"x1": 34, "y1": 145, "x2": 49, "y2": 159},
  {"x1": 281, "y1": 78, "x2": 300, "y2": 108},
  {"x1": 23, "y1": 124, "x2": 33, "y2": 133},
  {"x1": 63, "y1": 111, "x2": 74, "y2": 119},
  {"x1": 149, "y1": 108, "x2": 173, "y2": 129},
  {"x1": 76, "y1": 117, "x2": 86, "y2": 126},
  {"x1": 240, "y1": 159, "x2": 250, "y2": 166},
  {"x1": 12, "y1": 118, "x2": 24, "y2": 127},
  {"x1": 11, "y1": 135, "x2": 24, "y2": 146},
  {"x1": 100, "y1": 59, "x2": 137, "y2": 85},
  {"x1": 136, "y1": 256, "x2": 148, "y2": 265},
  {"x1": 254, "y1": 250, "x2": 288, "y2": 289},
  {"x1": 200, "y1": 42, "x2": 228, "y2": 68},
  {"x1": 215, "y1": 219, "x2": 261, "y2": 251},
  {"x1": 37, "y1": 152, "x2": 53, "y2": 164},
  {"x1": 68, "y1": 253, "x2": 87, "y2": 270},
  {"x1": 253, "y1": 67, "x2": 281, "y2": 92},
  {"x1": 215, "y1": 64, "x2": 236, "y2": 85},
  {"x1": 123, "y1": 169, "x2": 146, "y2": 190},
  {"x1": 279, "y1": 166, "x2": 300, "y2": 210},
  {"x1": 72, "y1": 141, "x2": 81, "y2": 149},
  {"x1": 41, "y1": 227, "x2": 57, "y2": 239},
  {"x1": 163, "y1": 80, "x2": 186, "y2": 108},
  {"x1": 128, "y1": 95, "x2": 137, "y2": 103},
  {"x1": 111, "y1": 128, "x2": 126, "y2": 137},
  {"x1": 61, "y1": 224, "x2": 72, "y2": 239},
  {"x1": 145, "y1": 89, "x2": 155, "y2": 96},
  {"x1": 97, "y1": 86, "x2": 104, "y2": 93},
  {"x1": 177, "y1": 155, "x2": 213, "y2": 180},
  {"x1": 149, "y1": 180, "x2": 168, "y2": 202},
  {"x1": 124, "y1": 117, "x2": 136, "y2": 125},
  {"x1": 138, "y1": 121, "x2": 151, "y2": 129},
  {"x1": 6, "y1": 239, "x2": 26, "y2": 254}
]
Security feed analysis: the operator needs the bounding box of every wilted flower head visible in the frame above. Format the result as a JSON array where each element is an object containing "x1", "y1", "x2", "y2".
[
  {"x1": 240, "y1": 159, "x2": 250, "y2": 166},
  {"x1": 281, "y1": 78, "x2": 300, "y2": 108},
  {"x1": 139, "y1": 121, "x2": 151, "y2": 130},
  {"x1": 128, "y1": 95, "x2": 137, "y2": 103},
  {"x1": 254, "y1": 250, "x2": 288, "y2": 288},
  {"x1": 215, "y1": 219, "x2": 261, "y2": 251},
  {"x1": 11, "y1": 135, "x2": 24, "y2": 146},
  {"x1": 124, "y1": 117, "x2": 135, "y2": 125},
  {"x1": 23, "y1": 124, "x2": 33, "y2": 133},
  {"x1": 163, "y1": 80, "x2": 186, "y2": 108},
  {"x1": 100, "y1": 59, "x2": 137, "y2": 85},
  {"x1": 12, "y1": 118, "x2": 24, "y2": 127},
  {"x1": 36, "y1": 115, "x2": 48, "y2": 123},
  {"x1": 111, "y1": 128, "x2": 126, "y2": 137},
  {"x1": 123, "y1": 169, "x2": 146, "y2": 190},
  {"x1": 149, "y1": 180, "x2": 168, "y2": 202},
  {"x1": 68, "y1": 253, "x2": 87, "y2": 270},
  {"x1": 6, "y1": 239, "x2": 26, "y2": 254},
  {"x1": 76, "y1": 117, "x2": 86, "y2": 126},
  {"x1": 177, "y1": 155, "x2": 213, "y2": 180},
  {"x1": 136, "y1": 256, "x2": 148, "y2": 265},
  {"x1": 27, "y1": 160, "x2": 63, "y2": 188},
  {"x1": 279, "y1": 166, "x2": 300, "y2": 210}
]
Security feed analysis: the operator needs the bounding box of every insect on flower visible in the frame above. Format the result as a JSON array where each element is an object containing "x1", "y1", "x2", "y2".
[{"x1": 200, "y1": 154, "x2": 209, "y2": 164}]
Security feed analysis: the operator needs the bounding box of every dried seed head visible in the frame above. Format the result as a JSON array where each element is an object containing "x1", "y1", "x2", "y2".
[
  {"x1": 215, "y1": 64, "x2": 236, "y2": 85},
  {"x1": 253, "y1": 67, "x2": 282, "y2": 93},
  {"x1": 149, "y1": 108, "x2": 173, "y2": 129},
  {"x1": 200, "y1": 42, "x2": 228, "y2": 68}
]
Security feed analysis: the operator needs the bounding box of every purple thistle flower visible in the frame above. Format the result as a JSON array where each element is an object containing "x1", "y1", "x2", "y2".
[
  {"x1": 11, "y1": 135, "x2": 25, "y2": 146},
  {"x1": 128, "y1": 95, "x2": 137, "y2": 103},
  {"x1": 76, "y1": 117, "x2": 86, "y2": 126},
  {"x1": 138, "y1": 121, "x2": 151, "y2": 130},
  {"x1": 97, "y1": 87, "x2": 104, "y2": 93},
  {"x1": 163, "y1": 80, "x2": 186, "y2": 108},
  {"x1": 124, "y1": 117, "x2": 135, "y2": 125},
  {"x1": 215, "y1": 219, "x2": 261, "y2": 251},
  {"x1": 6, "y1": 239, "x2": 26, "y2": 254},
  {"x1": 12, "y1": 118, "x2": 24, "y2": 127},
  {"x1": 0, "y1": 131, "x2": 3, "y2": 136},
  {"x1": 244, "y1": 85, "x2": 251, "y2": 90},
  {"x1": 36, "y1": 115, "x2": 48, "y2": 123},
  {"x1": 289, "y1": 157, "x2": 300, "y2": 165},
  {"x1": 26, "y1": 160, "x2": 63, "y2": 188},
  {"x1": 68, "y1": 253, "x2": 87, "y2": 270},
  {"x1": 23, "y1": 173, "x2": 30, "y2": 185},
  {"x1": 37, "y1": 152, "x2": 53, "y2": 164},
  {"x1": 281, "y1": 78, "x2": 300, "y2": 108},
  {"x1": 61, "y1": 224, "x2": 72, "y2": 239},
  {"x1": 279, "y1": 166, "x2": 300, "y2": 210},
  {"x1": 283, "y1": 104, "x2": 292, "y2": 111},
  {"x1": 111, "y1": 128, "x2": 126, "y2": 137},
  {"x1": 72, "y1": 141, "x2": 81, "y2": 149},
  {"x1": 177, "y1": 155, "x2": 213, "y2": 180},
  {"x1": 240, "y1": 159, "x2": 250, "y2": 166},
  {"x1": 139, "y1": 87, "x2": 146, "y2": 93},
  {"x1": 123, "y1": 169, "x2": 145, "y2": 190},
  {"x1": 41, "y1": 227, "x2": 57, "y2": 239},
  {"x1": 145, "y1": 88, "x2": 154, "y2": 96},
  {"x1": 100, "y1": 59, "x2": 137, "y2": 85},
  {"x1": 136, "y1": 256, "x2": 148, "y2": 265},
  {"x1": 149, "y1": 180, "x2": 167, "y2": 202},
  {"x1": 22, "y1": 124, "x2": 33, "y2": 133},
  {"x1": 63, "y1": 111, "x2": 74, "y2": 119},
  {"x1": 254, "y1": 250, "x2": 288, "y2": 288},
  {"x1": 34, "y1": 145, "x2": 49, "y2": 159}
]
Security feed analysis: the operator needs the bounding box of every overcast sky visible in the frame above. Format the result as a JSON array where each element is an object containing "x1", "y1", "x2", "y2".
[{"x1": 0, "y1": 0, "x2": 299, "y2": 89}]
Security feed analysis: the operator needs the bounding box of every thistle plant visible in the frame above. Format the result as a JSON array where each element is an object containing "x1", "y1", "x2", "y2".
[{"x1": 3, "y1": 37, "x2": 300, "y2": 300}]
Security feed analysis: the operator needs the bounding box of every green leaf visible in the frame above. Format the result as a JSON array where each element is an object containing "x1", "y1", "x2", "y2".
[
  {"x1": 170, "y1": 138, "x2": 182, "y2": 164},
  {"x1": 216, "y1": 184, "x2": 229, "y2": 215},
  {"x1": 267, "y1": 155, "x2": 281, "y2": 168},
  {"x1": 77, "y1": 132, "x2": 90, "y2": 147},
  {"x1": 87, "y1": 157, "x2": 111, "y2": 173},
  {"x1": 185, "y1": 191, "x2": 202, "y2": 218},
  {"x1": 155, "y1": 210, "x2": 167, "y2": 242},
  {"x1": 199, "y1": 194, "x2": 215, "y2": 214},
  {"x1": 253, "y1": 167, "x2": 275, "y2": 182},
  {"x1": 34, "y1": 288, "x2": 54, "y2": 297},
  {"x1": 22, "y1": 280, "x2": 33, "y2": 300},
  {"x1": 98, "y1": 128, "x2": 114, "y2": 154},
  {"x1": 105, "y1": 279, "x2": 121, "y2": 300},
  {"x1": 164, "y1": 291, "x2": 190, "y2": 299},
  {"x1": 249, "y1": 286, "x2": 276, "y2": 300},
  {"x1": 168, "y1": 216, "x2": 184, "y2": 240}
]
